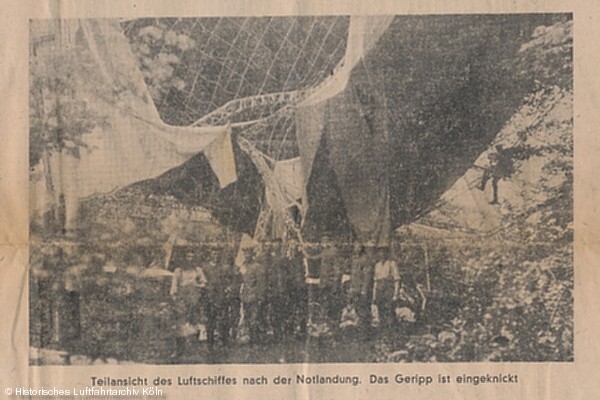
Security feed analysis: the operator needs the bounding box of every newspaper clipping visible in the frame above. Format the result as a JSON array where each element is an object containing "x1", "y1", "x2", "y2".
[{"x1": 1, "y1": 1, "x2": 599, "y2": 399}]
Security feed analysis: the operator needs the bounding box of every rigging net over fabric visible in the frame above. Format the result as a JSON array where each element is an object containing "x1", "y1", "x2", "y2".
[{"x1": 31, "y1": 16, "x2": 394, "y2": 242}]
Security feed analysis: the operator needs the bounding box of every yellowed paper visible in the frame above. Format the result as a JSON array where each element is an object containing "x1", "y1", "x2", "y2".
[{"x1": 1, "y1": 0, "x2": 599, "y2": 399}]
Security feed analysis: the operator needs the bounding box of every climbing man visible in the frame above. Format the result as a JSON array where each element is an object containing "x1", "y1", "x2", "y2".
[{"x1": 478, "y1": 144, "x2": 515, "y2": 205}]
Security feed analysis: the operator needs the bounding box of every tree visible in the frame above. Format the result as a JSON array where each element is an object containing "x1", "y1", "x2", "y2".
[{"x1": 29, "y1": 45, "x2": 107, "y2": 234}]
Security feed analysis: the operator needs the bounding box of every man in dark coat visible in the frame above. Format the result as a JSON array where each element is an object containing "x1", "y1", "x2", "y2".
[
  {"x1": 270, "y1": 241, "x2": 309, "y2": 341},
  {"x1": 350, "y1": 245, "x2": 374, "y2": 330},
  {"x1": 240, "y1": 247, "x2": 268, "y2": 344},
  {"x1": 204, "y1": 249, "x2": 239, "y2": 346},
  {"x1": 307, "y1": 236, "x2": 344, "y2": 330}
]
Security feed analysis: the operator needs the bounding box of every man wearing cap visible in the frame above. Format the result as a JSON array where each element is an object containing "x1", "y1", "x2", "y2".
[
  {"x1": 268, "y1": 241, "x2": 285, "y2": 341},
  {"x1": 372, "y1": 247, "x2": 401, "y2": 331},
  {"x1": 240, "y1": 247, "x2": 268, "y2": 344},
  {"x1": 307, "y1": 236, "x2": 344, "y2": 330},
  {"x1": 204, "y1": 248, "x2": 228, "y2": 347},
  {"x1": 350, "y1": 244, "x2": 374, "y2": 331},
  {"x1": 170, "y1": 251, "x2": 208, "y2": 356},
  {"x1": 223, "y1": 249, "x2": 242, "y2": 344}
]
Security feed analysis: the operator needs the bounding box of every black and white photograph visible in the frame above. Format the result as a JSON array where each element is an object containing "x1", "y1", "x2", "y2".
[{"x1": 28, "y1": 14, "x2": 573, "y2": 365}]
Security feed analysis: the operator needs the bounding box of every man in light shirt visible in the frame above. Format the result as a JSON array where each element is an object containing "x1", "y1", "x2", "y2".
[{"x1": 372, "y1": 247, "x2": 400, "y2": 330}]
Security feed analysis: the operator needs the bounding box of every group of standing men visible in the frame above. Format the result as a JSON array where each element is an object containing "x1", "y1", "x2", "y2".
[
  {"x1": 170, "y1": 237, "x2": 412, "y2": 354},
  {"x1": 169, "y1": 241, "x2": 307, "y2": 352},
  {"x1": 310, "y1": 237, "x2": 410, "y2": 333},
  {"x1": 32, "y1": 237, "x2": 413, "y2": 361}
]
